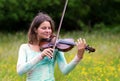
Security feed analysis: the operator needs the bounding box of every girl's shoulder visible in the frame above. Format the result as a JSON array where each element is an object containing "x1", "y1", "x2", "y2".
[
  {"x1": 20, "y1": 43, "x2": 29, "y2": 49},
  {"x1": 20, "y1": 43, "x2": 28, "y2": 47}
]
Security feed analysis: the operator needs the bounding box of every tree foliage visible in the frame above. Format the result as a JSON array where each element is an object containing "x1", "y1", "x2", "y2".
[{"x1": 0, "y1": 0, "x2": 120, "y2": 32}]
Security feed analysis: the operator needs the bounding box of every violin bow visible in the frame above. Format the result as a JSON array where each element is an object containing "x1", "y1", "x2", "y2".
[{"x1": 53, "y1": 0, "x2": 68, "y2": 52}]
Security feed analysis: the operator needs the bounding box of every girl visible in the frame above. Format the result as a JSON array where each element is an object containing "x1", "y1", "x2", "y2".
[{"x1": 17, "y1": 12, "x2": 86, "y2": 81}]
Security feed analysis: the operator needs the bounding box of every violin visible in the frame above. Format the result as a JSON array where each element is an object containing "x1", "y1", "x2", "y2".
[
  {"x1": 40, "y1": 37, "x2": 95, "y2": 53},
  {"x1": 40, "y1": 0, "x2": 95, "y2": 53}
]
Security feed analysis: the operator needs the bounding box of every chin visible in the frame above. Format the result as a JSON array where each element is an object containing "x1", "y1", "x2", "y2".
[{"x1": 43, "y1": 36, "x2": 50, "y2": 39}]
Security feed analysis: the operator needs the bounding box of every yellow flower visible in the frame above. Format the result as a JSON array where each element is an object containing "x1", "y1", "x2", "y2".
[{"x1": 105, "y1": 78, "x2": 109, "y2": 81}]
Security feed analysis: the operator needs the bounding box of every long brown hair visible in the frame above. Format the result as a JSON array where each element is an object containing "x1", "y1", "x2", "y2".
[{"x1": 28, "y1": 12, "x2": 55, "y2": 44}]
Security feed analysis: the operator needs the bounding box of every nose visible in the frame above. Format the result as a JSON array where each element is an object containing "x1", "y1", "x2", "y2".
[{"x1": 46, "y1": 28, "x2": 52, "y2": 33}]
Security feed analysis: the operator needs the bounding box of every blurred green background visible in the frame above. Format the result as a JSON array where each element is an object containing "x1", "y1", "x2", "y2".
[
  {"x1": 0, "y1": 0, "x2": 120, "y2": 33},
  {"x1": 0, "y1": 0, "x2": 120, "y2": 81}
]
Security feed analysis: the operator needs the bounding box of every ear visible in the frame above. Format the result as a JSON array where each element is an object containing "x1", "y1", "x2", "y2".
[{"x1": 34, "y1": 27, "x2": 37, "y2": 33}]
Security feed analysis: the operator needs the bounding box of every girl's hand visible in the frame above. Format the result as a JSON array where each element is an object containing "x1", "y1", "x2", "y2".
[
  {"x1": 41, "y1": 48, "x2": 53, "y2": 58},
  {"x1": 76, "y1": 38, "x2": 86, "y2": 59}
]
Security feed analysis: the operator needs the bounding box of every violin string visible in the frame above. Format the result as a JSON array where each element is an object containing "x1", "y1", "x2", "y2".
[{"x1": 52, "y1": 0, "x2": 68, "y2": 53}]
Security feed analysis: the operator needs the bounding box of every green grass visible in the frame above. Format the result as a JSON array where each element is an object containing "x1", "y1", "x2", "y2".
[{"x1": 0, "y1": 31, "x2": 120, "y2": 81}]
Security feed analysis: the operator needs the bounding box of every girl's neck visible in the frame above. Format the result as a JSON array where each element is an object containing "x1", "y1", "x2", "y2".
[{"x1": 28, "y1": 43, "x2": 40, "y2": 52}]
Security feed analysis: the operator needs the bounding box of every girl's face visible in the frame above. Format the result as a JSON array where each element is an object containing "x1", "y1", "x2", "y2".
[{"x1": 36, "y1": 21, "x2": 52, "y2": 39}]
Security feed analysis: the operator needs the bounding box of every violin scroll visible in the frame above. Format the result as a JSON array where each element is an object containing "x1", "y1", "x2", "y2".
[{"x1": 85, "y1": 45, "x2": 95, "y2": 53}]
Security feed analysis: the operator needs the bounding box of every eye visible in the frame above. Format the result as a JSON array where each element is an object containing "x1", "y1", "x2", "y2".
[
  {"x1": 40, "y1": 26, "x2": 52, "y2": 30},
  {"x1": 41, "y1": 26, "x2": 46, "y2": 30},
  {"x1": 48, "y1": 26, "x2": 52, "y2": 30}
]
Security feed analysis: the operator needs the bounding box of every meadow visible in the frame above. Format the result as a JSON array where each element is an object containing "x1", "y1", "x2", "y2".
[{"x1": 0, "y1": 31, "x2": 120, "y2": 81}]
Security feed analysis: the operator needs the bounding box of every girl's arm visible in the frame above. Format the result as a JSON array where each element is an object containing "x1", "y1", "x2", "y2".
[
  {"x1": 56, "y1": 38, "x2": 86, "y2": 75},
  {"x1": 16, "y1": 44, "x2": 43, "y2": 75},
  {"x1": 56, "y1": 51, "x2": 81, "y2": 75}
]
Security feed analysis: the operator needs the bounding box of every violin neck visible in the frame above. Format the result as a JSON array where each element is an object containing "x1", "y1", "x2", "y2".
[{"x1": 58, "y1": 39, "x2": 75, "y2": 46}]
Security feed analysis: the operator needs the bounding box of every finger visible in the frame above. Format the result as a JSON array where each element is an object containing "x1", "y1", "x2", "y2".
[
  {"x1": 76, "y1": 38, "x2": 81, "y2": 45},
  {"x1": 78, "y1": 38, "x2": 81, "y2": 43},
  {"x1": 47, "y1": 48, "x2": 53, "y2": 55},
  {"x1": 83, "y1": 39, "x2": 86, "y2": 44},
  {"x1": 46, "y1": 52, "x2": 53, "y2": 58},
  {"x1": 75, "y1": 42, "x2": 78, "y2": 46},
  {"x1": 46, "y1": 49, "x2": 53, "y2": 58},
  {"x1": 79, "y1": 38, "x2": 86, "y2": 44},
  {"x1": 42, "y1": 48, "x2": 53, "y2": 58},
  {"x1": 49, "y1": 48, "x2": 54, "y2": 52},
  {"x1": 77, "y1": 38, "x2": 80, "y2": 44},
  {"x1": 78, "y1": 38, "x2": 82, "y2": 43},
  {"x1": 43, "y1": 51, "x2": 52, "y2": 58}
]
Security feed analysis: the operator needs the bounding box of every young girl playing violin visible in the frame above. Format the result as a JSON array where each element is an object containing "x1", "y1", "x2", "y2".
[{"x1": 16, "y1": 12, "x2": 86, "y2": 81}]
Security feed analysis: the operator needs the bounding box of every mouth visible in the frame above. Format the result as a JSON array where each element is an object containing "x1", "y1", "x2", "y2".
[{"x1": 43, "y1": 34, "x2": 51, "y2": 38}]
